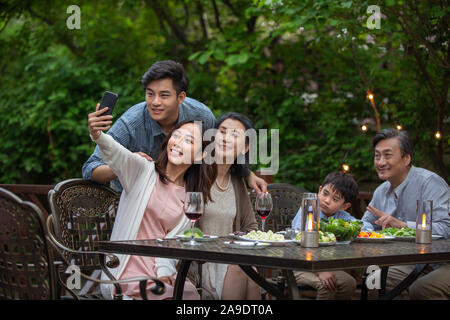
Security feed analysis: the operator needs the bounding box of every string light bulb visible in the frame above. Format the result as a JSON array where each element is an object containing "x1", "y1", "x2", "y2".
[
  {"x1": 396, "y1": 124, "x2": 403, "y2": 130},
  {"x1": 360, "y1": 124, "x2": 368, "y2": 132},
  {"x1": 366, "y1": 91, "x2": 374, "y2": 101},
  {"x1": 435, "y1": 131, "x2": 441, "y2": 140},
  {"x1": 342, "y1": 164, "x2": 350, "y2": 173}
]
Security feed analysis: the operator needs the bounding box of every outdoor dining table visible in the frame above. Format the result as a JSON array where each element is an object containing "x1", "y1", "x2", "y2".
[{"x1": 98, "y1": 237, "x2": 450, "y2": 300}]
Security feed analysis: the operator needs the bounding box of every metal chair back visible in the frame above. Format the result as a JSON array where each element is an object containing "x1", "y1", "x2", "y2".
[
  {"x1": 48, "y1": 179, "x2": 120, "y2": 271},
  {"x1": 251, "y1": 183, "x2": 308, "y2": 232},
  {"x1": 0, "y1": 187, "x2": 56, "y2": 300}
]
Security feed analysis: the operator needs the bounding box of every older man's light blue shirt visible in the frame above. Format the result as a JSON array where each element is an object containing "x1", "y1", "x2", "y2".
[
  {"x1": 82, "y1": 97, "x2": 216, "y2": 192},
  {"x1": 361, "y1": 166, "x2": 450, "y2": 238}
]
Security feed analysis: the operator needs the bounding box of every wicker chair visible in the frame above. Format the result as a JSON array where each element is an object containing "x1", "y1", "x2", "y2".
[
  {"x1": 47, "y1": 178, "x2": 165, "y2": 300},
  {"x1": 0, "y1": 187, "x2": 57, "y2": 300}
]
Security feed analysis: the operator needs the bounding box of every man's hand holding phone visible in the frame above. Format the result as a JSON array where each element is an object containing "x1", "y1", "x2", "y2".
[{"x1": 88, "y1": 103, "x2": 113, "y2": 140}]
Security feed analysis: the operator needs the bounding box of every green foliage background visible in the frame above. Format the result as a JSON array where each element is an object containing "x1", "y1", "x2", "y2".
[{"x1": 0, "y1": 0, "x2": 448, "y2": 191}]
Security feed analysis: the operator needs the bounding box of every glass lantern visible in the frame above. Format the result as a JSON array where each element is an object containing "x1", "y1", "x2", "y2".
[
  {"x1": 300, "y1": 193, "x2": 320, "y2": 248},
  {"x1": 416, "y1": 200, "x2": 432, "y2": 244}
]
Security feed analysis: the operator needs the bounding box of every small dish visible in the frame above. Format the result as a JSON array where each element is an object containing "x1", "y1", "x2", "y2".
[
  {"x1": 224, "y1": 241, "x2": 270, "y2": 249},
  {"x1": 176, "y1": 234, "x2": 218, "y2": 242},
  {"x1": 354, "y1": 236, "x2": 395, "y2": 243},
  {"x1": 392, "y1": 234, "x2": 443, "y2": 242},
  {"x1": 236, "y1": 236, "x2": 295, "y2": 246},
  {"x1": 319, "y1": 241, "x2": 336, "y2": 246},
  {"x1": 335, "y1": 240, "x2": 352, "y2": 245}
]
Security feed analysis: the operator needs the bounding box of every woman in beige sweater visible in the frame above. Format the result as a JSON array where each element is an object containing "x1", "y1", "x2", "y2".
[{"x1": 198, "y1": 112, "x2": 261, "y2": 300}]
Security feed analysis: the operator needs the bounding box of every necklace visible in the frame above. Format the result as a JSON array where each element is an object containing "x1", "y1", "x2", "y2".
[{"x1": 215, "y1": 174, "x2": 231, "y2": 191}]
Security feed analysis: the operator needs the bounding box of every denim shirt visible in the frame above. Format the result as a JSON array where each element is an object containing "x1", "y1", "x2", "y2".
[
  {"x1": 82, "y1": 97, "x2": 216, "y2": 192},
  {"x1": 291, "y1": 207, "x2": 358, "y2": 230},
  {"x1": 361, "y1": 166, "x2": 450, "y2": 238}
]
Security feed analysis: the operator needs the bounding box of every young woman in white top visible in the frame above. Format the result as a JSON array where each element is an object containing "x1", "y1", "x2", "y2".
[{"x1": 88, "y1": 104, "x2": 216, "y2": 299}]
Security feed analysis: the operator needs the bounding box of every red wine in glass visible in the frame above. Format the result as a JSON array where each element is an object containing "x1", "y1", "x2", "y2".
[
  {"x1": 185, "y1": 211, "x2": 202, "y2": 221},
  {"x1": 256, "y1": 209, "x2": 271, "y2": 219},
  {"x1": 183, "y1": 192, "x2": 204, "y2": 246},
  {"x1": 255, "y1": 192, "x2": 273, "y2": 232}
]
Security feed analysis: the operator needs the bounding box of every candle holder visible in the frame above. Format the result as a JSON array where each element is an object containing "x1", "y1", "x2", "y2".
[
  {"x1": 416, "y1": 200, "x2": 432, "y2": 244},
  {"x1": 300, "y1": 193, "x2": 320, "y2": 248}
]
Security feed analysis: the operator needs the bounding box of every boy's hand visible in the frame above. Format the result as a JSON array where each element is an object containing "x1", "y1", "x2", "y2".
[
  {"x1": 317, "y1": 271, "x2": 337, "y2": 291},
  {"x1": 88, "y1": 103, "x2": 113, "y2": 140},
  {"x1": 367, "y1": 205, "x2": 407, "y2": 229}
]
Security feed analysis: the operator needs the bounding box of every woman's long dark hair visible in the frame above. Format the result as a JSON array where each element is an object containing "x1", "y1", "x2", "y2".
[
  {"x1": 154, "y1": 119, "x2": 217, "y2": 202},
  {"x1": 214, "y1": 112, "x2": 254, "y2": 179}
]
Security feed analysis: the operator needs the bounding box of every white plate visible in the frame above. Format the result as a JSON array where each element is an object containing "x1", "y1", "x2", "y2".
[
  {"x1": 176, "y1": 234, "x2": 218, "y2": 242},
  {"x1": 236, "y1": 236, "x2": 295, "y2": 246},
  {"x1": 335, "y1": 240, "x2": 352, "y2": 245},
  {"x1": 224, "y1": 241, "x2": 270, "y2": 249},
  {"x1": 354, "y1": 236, "x2": 396, "y2": 243},
  {"x1": 228, "y1": 233, "x2": 247, "y2": 239},
  {"x1": 292, "y1": 240, "x2": 335, "y2": 246},
  {"x1": 392, "y1": 235, "x2": 443, "y2": 241},
  {"x1": 319, "y1": 241, "x2": 336, "y2": 246}
]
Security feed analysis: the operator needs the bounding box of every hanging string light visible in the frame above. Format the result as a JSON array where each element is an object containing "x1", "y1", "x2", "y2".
[
  {"x1": 360, "y1": 124, "x2": 368, "y2": 132},
  {"x1": 340, "y1": 150, "x2": 350, "y2": 173},
  {"x1": 435, "y1": 131, "x2": 442, "y2": 140},
  {"x1": 366, "y1": 90, "x2": 381, "y2": 131},
  {"x1": 342, "y1": 164, "x2": 350, "y2": 173}
]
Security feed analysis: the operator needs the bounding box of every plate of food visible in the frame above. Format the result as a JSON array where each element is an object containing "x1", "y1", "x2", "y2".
[
  {"x1": 354, "y1": 231, "x2": 395, "y2": 243},
  {"x1": 319, "y1": 218, "x2": 362, "y2": 244},
  {"x1": 294, "y1": 231, "x2": 337, "y2": 246},
  {"x1": 378, "y1": 227, "x2": 443, "y2": 241},
  {"x1": 380, "y1": 227, "x2": 415, "y2": 239},
  {"x1": 224, "y1": 240, "x2": 270, "y2": 249},
  {"x1": 392, "y1": 235, "x2": 443, "y2": 241},
  {"x1": 238, "y1": 230, "x2": 295, "y2": 246},
  {"x1": 228, "y1": 231, "x2": 248, "y2": 239},
  {"x1": 176, "y1": 228, "x2": 218, "y2": 242}
]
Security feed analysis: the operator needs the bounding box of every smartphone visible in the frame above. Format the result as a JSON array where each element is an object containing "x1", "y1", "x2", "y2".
[{"x1": 98, "y1": 91, "x2": 118, "y2": 115}]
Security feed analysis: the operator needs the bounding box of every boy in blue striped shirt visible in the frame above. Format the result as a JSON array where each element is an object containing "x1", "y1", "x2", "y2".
[{"x1": 291, "y1": 172, "x2": 359, "y2": 299}]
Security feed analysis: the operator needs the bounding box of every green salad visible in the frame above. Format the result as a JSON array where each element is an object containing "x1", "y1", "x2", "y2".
[
  {"x1": 380, "y1": 227, "x2": 416, "y2": 237},
  {"x1": 319, "y1": 218, "x2": 362, "y2": 241},
  {"x1": 295, "y1": 231, "x2": 336, "y2": 243},
  {"x1": 184, "y1": 227, "x2": 204, "y2": 238}
]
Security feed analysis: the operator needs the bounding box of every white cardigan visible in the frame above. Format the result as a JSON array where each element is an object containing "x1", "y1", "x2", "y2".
[{"x1": 93, "y1": 132, "x2": 191, "y2": 299}]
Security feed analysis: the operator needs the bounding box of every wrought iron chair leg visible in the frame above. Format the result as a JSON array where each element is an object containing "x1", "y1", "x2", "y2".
[
  {"x1": 173, "y1": 259, "x2": 192, "y2": 299},
  {"x1": 139, "y1": 280, "x2": 148, "y2": 300},
  {"x1": 197, "y1": 262, "x2": 203, "y2": 298},
  {"x1": 282, "y1": 270, "x2": 301, "y2": 300},
  {"x1": 79, "y1": 269, "x2": 101, "y2": 295},
  {"x1": 378, "y1": 266, "x2": 389, "y2": 296},
  {"x1": 379, "y1": 264, "x2": 428, "y2": 300},
  {"x1": 360, "y1": 274, "x2": 368, "y2": 300},
  {"x1": 99, "y1": 253, "x2": 123, "y2": 298},
  {"x1": 239, "y1": 265, "x2": 288, "y2": 300}
]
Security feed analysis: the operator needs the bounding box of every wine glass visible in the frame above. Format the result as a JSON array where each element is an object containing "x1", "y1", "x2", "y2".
[
  {"x1": 255, "y1": 192, "x2": 273, "y2": 232},
  {"x1": 183, "y1": 192, "x2": 204, "y2": 246}
]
